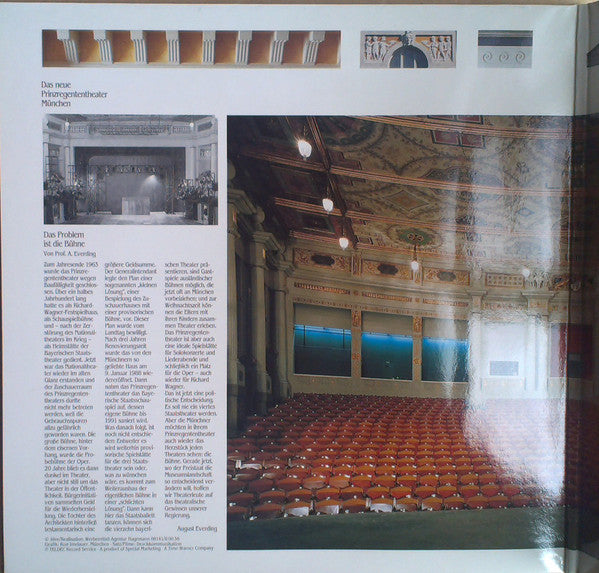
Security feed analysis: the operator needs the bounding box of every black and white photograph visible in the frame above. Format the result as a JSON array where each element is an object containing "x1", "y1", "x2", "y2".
[{"x1": 43, "y1": 114, "x2": 218, "y2": 225}]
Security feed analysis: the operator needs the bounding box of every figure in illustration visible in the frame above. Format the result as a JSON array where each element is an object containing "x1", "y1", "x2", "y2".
[
  {"x1": 365, "y1": 35, "x2": 373, "y2": 60},
  {"x1": 378, "y1": 36, "x2": 390, "y2": 61},
  {"x1": 440, "y1": 36, "x2": 452, "y2": 61},
  {"x1": 422, "y1": 35, "x2": 441, "y2": 60}
]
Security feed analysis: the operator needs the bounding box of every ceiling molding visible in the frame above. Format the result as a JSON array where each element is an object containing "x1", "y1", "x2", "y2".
[
  {"x1": 273, "y1": 196, "x2": 566, "y2": 239},
  {"x1": 358, "y1": 116, "x2": 572, "y2": 140},
  {"x1": 241, "y1": 146, "x2": 567, "y2": 197}
]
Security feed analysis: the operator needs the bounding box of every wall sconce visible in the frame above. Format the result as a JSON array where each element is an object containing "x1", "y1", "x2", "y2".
[
  {"x1": 407, "y1": 233, "x2": 424, "y2": 276},
  {"x1": 410, "y1": 243, "x2": 420, "y2": 272}
]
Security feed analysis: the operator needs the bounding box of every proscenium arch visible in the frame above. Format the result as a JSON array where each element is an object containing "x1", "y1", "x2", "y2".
[{"x1": 389, "y1": 45, "x2": 429, "y2": 68}]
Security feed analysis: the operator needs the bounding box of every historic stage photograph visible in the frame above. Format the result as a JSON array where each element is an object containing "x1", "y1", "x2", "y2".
[{"x1": 43, "y1": 114, "x2": 218, "y2": 225}]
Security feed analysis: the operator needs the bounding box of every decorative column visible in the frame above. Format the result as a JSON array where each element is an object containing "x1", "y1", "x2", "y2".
[
  {"x1": 251, "y1": 228, "x2": 284, "y2": 414},
  {"x1": 524, "y1": 311, "x2": 537, "y2": 391},
  {"x1": 185, "y1": 147, "x2": 197, "y2": 179},
  {"x1": 537, "y1": 315, "x2": 550, "y2": 393},
  {"x1": 63, "y1": 145, "x2": 73, "y2": 181},
  {"x1": 198, "y1": 146, "x2": 209, "y2": 173},
  {"x1": 412, "y1": 316, "x2": 422, "y2": 383},
  {"x1": 523, "y1": 292, "x2": 553, "y2": 393},
  {"x1": 273, "y1": 257, "x2": 293, "y2": 401},
  {"x1": 165, "y1": 30, "x2": 180, "y2": 64},
  {"x1": 227, "y1": 204, "x2": 241, "y2": 433},
  {"x1": 236, "y1": 31, "x2": 253, "y2": 65},
  {"x1": 57, "y1": 30, "x2": 79, "y2": 63},
  {"x1": 210, "y1": 141, "x2": 218, "y2": 176},
  {"x1": 351, "y1": 310, "x2": 362, "y2": 380},
  {"x1": 270, "y1": 31, "x2": 289, "y2": 65},
  {"x1": 202, "y1": 31, "x2": 216, "y2": 64},
  {"x1": 286, "y1": 283, "x2": 296, "y2": 395},
  {"x1": 303, "y1": 31, "x2": 325, "y2": 65},
  {"x1": 228, "y1": 183, "x2": 258, "y2": 427},
  {"x1": 93, "y1": 30, "x2": 113, "y2": 63},
  {"x1": 130, "y1": 30, "x2": 147, "y2": 64},
  {"x1": 250, "y1": 225, "x2": 269, "y2": 415},
  {"x1": 468, "y1": 290, "x2": 486, "y2": 395},
  {"x1": 43, "y1": 142, "x2": 50, "y2": 180}
]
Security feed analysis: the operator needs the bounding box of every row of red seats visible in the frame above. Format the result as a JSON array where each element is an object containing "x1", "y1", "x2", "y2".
[
  {"x1": 229, "y1": 481, "x2": 533, "y2": 503},
  {"x1": 228, "y1": 492, "x2": 538, "y2": 521},
  {"x1": 228, "y1": 394, "x2": 562, "y2": 520}
]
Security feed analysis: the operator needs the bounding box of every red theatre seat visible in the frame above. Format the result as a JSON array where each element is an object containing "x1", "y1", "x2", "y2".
[
  {"x1": 375, "y1": 464, "x2": 396, "y2": 476},
  {"x1": 332, "y1": 464, "x2": 354, "y2": 477},
  {"x1": 373, "y1": 474, "x2": 396, "y2": 488},
  {"x1": 315, "y1": 486, "x2": 341, "y2": 501},
  {"x1": 340, "y1": 486, "x2": 364, "y2": 500},
  {"x1": 395, "y1": 498, "x2": 419, "y2": 512},
  {"x1": 488, "y1": 494, "x2": 509, "y2": 508},
  {"x1": 466, "y1": 495, "x2": 489, "y2": 510},
  {"x1": 235, "y1": 469, "x2": 261, "y2": 482},
  {"x1": 438, "y1": 473, "x2": 458, "y2": 486},
  {"x1": 419, "y1": 474, "x2": 439, "y2": 487},
  {"x1": 259, "y1": 489, "x2": 287, "y2": 504},
  {"x1": 228, "y1": 492, "x2": 255, "y2": 507},
  {"x1": 284, "y1": 501, "x2": 312, "y2": 517},
  {"x1": 437, "y1": 485, "x2": 458, "y2": 499},
  {"x1": 478, "y1": 472, "x2": 498, "y2": 485},
  {"x1": 502, "y1": 484, "x2": 522, "y2": 497},
  {"x1": 510, "y1": 494, "x2": 531, "y2": 507},
  {"x1": 315, "y1": 499, "x2": 341, "y2": 515},
  {"x1": 370, "y1": 498, "x2": 394, "y2": 513},
  {"x1": 443, "y1": 495, "x2": 465, "y2": 510},
  {"x1": 287, "y1": 488, "x2": 313, "y2": 502},
  {"x1": 421, "y1": 496, "x2": 443, "y2": 511},
  {"x1": 390, "y1": 485, "x2": 413, "y2": 499},
  {"x1": 277, "y1": 477, "x2": 302, "y2": 492},
  {"x1": 365, "y1": 486, "x2": 390, "y2": 500},
  {"x1": 262, "y1": 469, "x2": 286, "y2": 481},
  {"x1": 253, "y1": 502, "x2": 283, "y2": 519},
  {"x1": 414, "y1": 485, "x2": 436, "y2": 498},
  {"x1": 329, "y1": 475, "x2": 350, "y2": 489},
  {"x1": 343, "y1": 498, "x2": 368, "y2": 514},
  {"x1": 459, "y1": 473, "x2": 479, "y2": 485},
  {"x1": 460, "y1": 484, "x2": 480, "y2": 499},
  {"x1": 351, "y1": 475, "x2": 372, "y2": 489},
  {"x1": 227, "y1": 479, "x2": 246, "y2": 495},
  {"x1": 480, "y1": 484, "x2": 501, "y2": 497},
  {"x1": 227, "y1": 505, "x2": 249, "y2": 521}
]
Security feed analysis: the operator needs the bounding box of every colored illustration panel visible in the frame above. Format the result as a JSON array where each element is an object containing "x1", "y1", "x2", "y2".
[
  {"x1": 361, "y1": 31, "x2": 456, "y2": 68},
  {"x1": 478, "y1": 30, "x2": 533, "y2": 68}
]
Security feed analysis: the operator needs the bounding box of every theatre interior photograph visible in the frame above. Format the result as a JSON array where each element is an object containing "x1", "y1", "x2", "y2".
[
  {"x1": 226, "y1": 115, "x2": 599, "y2": 552},
  {"x1": 43, "y1": 114, "x2": 218, "y2": 225}
]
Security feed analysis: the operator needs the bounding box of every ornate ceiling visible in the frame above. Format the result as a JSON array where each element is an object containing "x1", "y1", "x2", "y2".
[{"x1": 228, "y1": 115, "x2": 573, "y2": 273}]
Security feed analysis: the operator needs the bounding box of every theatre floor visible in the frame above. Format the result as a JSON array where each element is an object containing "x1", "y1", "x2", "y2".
[
  {"x1": 61, "y1": 212, "x2": 201, "y2": 225},
  {"x1": 228, "y1": 506, "x2": 567, "y2": 550}
]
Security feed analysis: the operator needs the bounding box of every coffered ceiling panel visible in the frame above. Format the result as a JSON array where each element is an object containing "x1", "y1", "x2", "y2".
[{"x1": 228, "y1": 115, "x2": 572, "y2": 270}]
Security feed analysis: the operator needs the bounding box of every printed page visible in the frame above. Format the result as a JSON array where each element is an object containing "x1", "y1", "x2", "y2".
[{"x1": 0, "y1": 3, "x2": 580, "y2": 573}]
